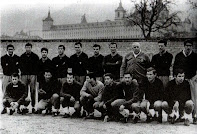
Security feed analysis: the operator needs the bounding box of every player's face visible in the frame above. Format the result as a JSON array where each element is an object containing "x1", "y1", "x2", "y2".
[
  {"x1": 75, "y1": 44, "x2": 82, "y2": 54},
  {"x1": 12, "y1": 76, "x2": 19, "y2": 85},
  {"x1": 7, "y1": 47, "x2": 14, "y2": 55},
  {"x1": 104, "y1": 76, "x2": 113, "y2": 85},
  {"x1": 158, "y1": 43, "x2": 165, "y2": 53},
  {"x1": 67, "y1": 75, "x2": 74, "y2": 84},
  {"x1": 44, "y1": 72, "x2": 52, "y2": 81},
  {"x1": 93, "y1": 47, "x2": 100, "y2": 55},
  {"x1": 58, "y1": 47, "x2": 65, "y2": 55},
  {"x1": 146, "y1": 71, "x2": 156, "y2": 83},
  {"x1": 41, "y1": 50, "x2": 48, "y2": 58},
  {"x1": 109, "y1": 44, "x2": 117, "y2": 54},
  {"x1": 184, "y1": 43, "x2": 193, "y2": 54},
  {"x1": 175, "y1": 73, "x2": 185, "y2": 84},
  {"x1": 86, "y1": 76, "x2": 91, "y2": 82},
  {"x1": 25, "y1": 46, "x2": 32, "y2": 53},
  {"x1": 124, "y1": 74, "x2": 132, "y2": 85},
  {"x1": 132, "y1": 44, "x2": 140, "y2": 54}
]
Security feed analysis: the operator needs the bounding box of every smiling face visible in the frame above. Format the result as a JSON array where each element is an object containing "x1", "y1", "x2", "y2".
[
  {"x1": 7, "y1": 46, "x2": 14, "y2": 55},
  {"x1": 109, "y1": 44, "x2": 117, "y2": 54},
  {"x1": 44, "y1": 72, "x2": 52, "y2": 82}
]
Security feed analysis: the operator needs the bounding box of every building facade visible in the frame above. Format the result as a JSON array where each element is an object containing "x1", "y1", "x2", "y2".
[{"x1": 42, "y1": 1, "x2": 144, "y2": 40}]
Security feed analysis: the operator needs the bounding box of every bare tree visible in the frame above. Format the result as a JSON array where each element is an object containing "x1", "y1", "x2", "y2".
[
  {"x1": 126, "y1": 0, "x2": 181, "y2": 39},
  {"x1": 188, "y1": 0, "x2": 197, "y2": 9}
]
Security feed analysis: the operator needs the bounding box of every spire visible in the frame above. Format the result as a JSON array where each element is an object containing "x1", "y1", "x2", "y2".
[
  {"x1": 116, "y1": 0, "x2": 125, "y2": 11},
  {"x1": 43, "y1": 7, "x2": 53, "y2": 21},
  {"x1": 81, "y1": 14, "x2": 87, "y2": 24},
  {"x1": 119, "y1": 0, "x2": 122, "y2": 8}
]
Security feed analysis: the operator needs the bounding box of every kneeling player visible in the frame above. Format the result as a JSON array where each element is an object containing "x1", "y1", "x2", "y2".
[
  {"x1": 37, "y1": 70, "x2": 61, "y2": 116},
  {"x1": 80, "y1": 72, "x2": 104, "y2": 118},
  {"x1": 162, "y1": 69, "x2": 194, "y2": 126},
  {"x1": 60, "y1": 73, "x2": 82, "y2": 118},
  {"x1": 111, "y1": 73, "x2": 141, "y2": 123},
  {"x1": 140, "y1": 67, "x2": 164, "y2": 123},
  {"x1": 93, "y1": 73, "x2": 124, "y2": 121},
  {"x1": 2, "y1": 73, "x2": 30, "y2": 115}
]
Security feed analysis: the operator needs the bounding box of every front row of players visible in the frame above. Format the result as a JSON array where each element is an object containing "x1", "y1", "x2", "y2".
[{"x1": 2, "y1": 67, "x2": 196, "y2": 126}]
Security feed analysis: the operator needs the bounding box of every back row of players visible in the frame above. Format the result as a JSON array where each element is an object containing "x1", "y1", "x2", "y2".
[{"x1": 1, "y1": 40, "x2": 197, "y2": 125}]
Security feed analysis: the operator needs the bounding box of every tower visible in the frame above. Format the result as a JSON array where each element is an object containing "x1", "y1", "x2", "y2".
[
  {"x1": 115, "y1": 0, "x2": 126, "y2": 21},
  {"x1": 43, "y1": 8, "x2": 53, "y2": 31},
  {"x1": 81, "y1": 14, "x2": 87, "y2": 24}
]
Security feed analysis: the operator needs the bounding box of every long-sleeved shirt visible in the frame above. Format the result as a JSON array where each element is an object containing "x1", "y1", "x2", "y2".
[
  {"x1": 120, "y1": 52, "x2": 150, "y2": 83},
  {"x1": 70, "y1": 52, "x2": 89, "y2": 76},
  {"x1": 151, "y1": 51, "x2": 173, "y2": 76},
  {"x1": 4, "y1": 81, "x2": 27, "y2": 104},
  {"x1": 173, "y1": 51, "x2": 197, "y2": 79},
  {"x1": 20, "y1": 52, "x2": 39, "y2": 75},
  {"x1": 103, "y1": 53, "x2": 122, "y2": 80},
  {"x1": 1, "y1": 54, "x2": 20, "y2": 76},
  {"x1": 101, "y1": 82, "x2": 124, "y2": 104},
  {"x1": 164, "y1": 79, "x2": 191, "y2": 108},
  {"x1": 60, "y1": 81, "x2": 82, "y2": 101},
  {"x1": 140, "y1": 78, "x2": 164, "y2": 103},
  {"x1": 39, "y1": 78, "x2": 61, "y2": 100},
  {"x1": 117, "y1": 80, "x2": 140, "y2": 106},
  {"x1": 52, "y1": 55, "x2": 70, "y2": 78},
  {"x1": 88, "y1": 54, "x2": 104, "y2": 77},
  {"x1": 80, "y1": 80, "x2": 104, "y2": 101}
]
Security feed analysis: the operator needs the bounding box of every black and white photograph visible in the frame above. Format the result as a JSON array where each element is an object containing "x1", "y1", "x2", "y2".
[{"x1": 0, "y1": 0, "x2": 197, "y2": 133}]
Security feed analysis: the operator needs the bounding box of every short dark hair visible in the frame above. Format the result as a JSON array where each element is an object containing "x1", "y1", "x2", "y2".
[
  {"x1": 41, "y1": 47, "x2": 48, "y2": 53},
  {"x1": 93, "y1": 44, "x2": 101, "y2": 49},
  {"x1": 67, "y1": 73, "x2": 74, "y2": 77},
  {"x1": 184, "y1": 40, "x2": 193, "y2": 46},
  {"x1": 7, "y1": 44, "x2": 14, "y2": 50},
  {"x1": 86, "y1": 72, "x2": 96, "y2": 81},
  {"x1": 147, "y1": 67, "x2": 157, "y2": 75},
  {"x1": 124, "y1": 72, "x2": 133, "y2": 77},
  {"x1": 104, "y1": 73, "x2": 114, "y2": 79},
  {"x1": 173, "y1": 69, "x2": 185, "y2": 76},
  {"x1": 44, "y1": 69, "x2": 52, "y2": 75},
  {"x1": 25, "y1": 43, "x2": 32, "y2": 48},
  {"x1": 109, "y1": 42, "x2": 117, "y2": 47},
  {"x1": 75, "y1": 42, "x2": 82, "y2": 47},
  {"x1": 11, "y1": 73, "x2": 19, "y2": 78},
  {"x1": 58, "y1": 45, "x2": 65, "y2": 50},
  {"x1": 158, "y1": 40, "x2": 167, "y2": 46}
]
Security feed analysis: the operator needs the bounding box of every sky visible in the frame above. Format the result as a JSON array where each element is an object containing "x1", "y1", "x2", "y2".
[{"x1": 0, "y1": 0, "x2": 194, "y2": 36}]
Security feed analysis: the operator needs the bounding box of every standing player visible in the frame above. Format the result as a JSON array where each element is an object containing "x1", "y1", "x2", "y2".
[
  {"x1": 151, "y1": 40, "x2": 173, "y2": 88},
  {"x1": 1, "y1": 44, "x2": 20, "y2": 93},
  {"x1": 52, "y1": 45, "x2": 70, "y2": 85},
  {"x1": 20, "y1": 43, "x2": 39, "y2": 113},
  {"x1": 88, "y1": 44, "x2": 104, "y2": 82},
  {"x1": 103, "y1": 42, "x2": 122, "y2": 81},
  {"x1": 70, "y1": 42, "x2": 89, "y2": 84}
]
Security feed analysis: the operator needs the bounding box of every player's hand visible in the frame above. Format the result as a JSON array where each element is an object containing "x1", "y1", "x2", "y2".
[
  {"x1": 173, "y1": 101, "x2": 179, "y2": 112},
  {"x1": 70, "y1": 96, "x2": 75, "y2": 102},
  {"x1": 10, "y1": 102, "x2": 15, "y2": 107},
  {"x1": 119, "y1": 105, "x2": 125, "y2": 111},
  {"x1": 14, "y1": 102, "x2": 19, "y2": 109}
]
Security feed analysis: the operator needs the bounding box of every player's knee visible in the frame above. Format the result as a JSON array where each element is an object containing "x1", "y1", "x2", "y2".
[
  {"x1": 162, "y1": 101, "x2": 168, "y2": 109},
  {"x1": 93, "y1": 102, "x2": 99, "y2": 108},
  {"x1": 154, "y1": 101, "x2": 162, "y2": 111},
  {"x1": 140, "y1": 102, "x2": 147, "y2": 112},
  {"x1": 185, "y1": 100, "x2": 194, "y2": 114},
  {"x1": 52, "y1": 93, "x2": 59, "y2": 99}
]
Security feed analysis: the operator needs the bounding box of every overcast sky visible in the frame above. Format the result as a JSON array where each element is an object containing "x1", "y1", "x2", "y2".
[{"x1": 0, "y1": 0, "x2": 194, "y2": 36}]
